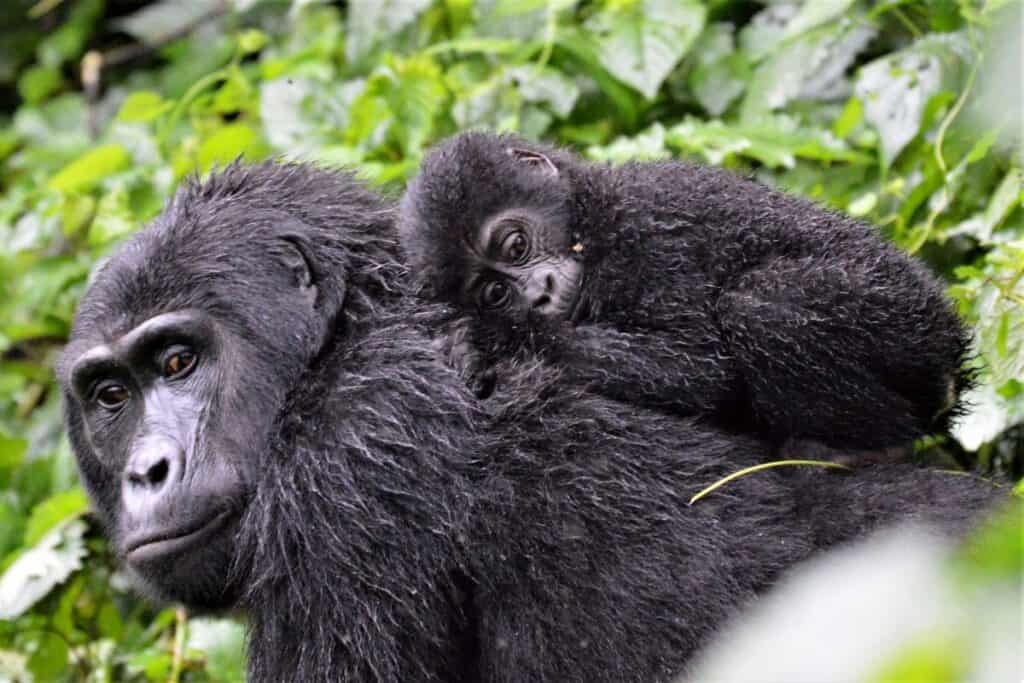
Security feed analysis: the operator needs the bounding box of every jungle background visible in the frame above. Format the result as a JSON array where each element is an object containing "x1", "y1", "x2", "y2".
[{"x1": 0, "y1": 0, "x2": 1021, "y2": 680}]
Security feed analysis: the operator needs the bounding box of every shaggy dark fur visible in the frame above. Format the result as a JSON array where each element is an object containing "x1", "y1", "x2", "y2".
[
  {"x1": 58, "y1": 162, "x2": 1004, "y2": 683},
  {"x1": 399, "y1": 132, "x2": 973, "y2": 454}
]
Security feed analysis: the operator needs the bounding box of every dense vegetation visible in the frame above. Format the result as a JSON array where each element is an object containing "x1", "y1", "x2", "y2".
[{"x1": 0, "y1": 1, "x2": 1020, "y2": 680}]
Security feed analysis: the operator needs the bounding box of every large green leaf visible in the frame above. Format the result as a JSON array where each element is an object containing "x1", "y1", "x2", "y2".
[
  {"x1": 586, "y1": 0, "x2": 707, "y2": 100},
  {"x1": 186, "y1": 618, "x2": 247, "y2": 682},
  {"x1": 24, "y1": 487, "x2": 89, "y2": 546},
  {"x1": 854, "y1": 32, "x2": 972, "y2": 167},
  {"x1": 346, "y1": 0, "x2": 433, "y2": 63},
  {"x1": 741, "y1": 21, "x2": 875, "y2": 121},
  {"x1": 0, "y1": 519, "x2": 87, "y2": 620},
  {"x1": 48, "y1": 144, "x2": 132, "y2": 193}
]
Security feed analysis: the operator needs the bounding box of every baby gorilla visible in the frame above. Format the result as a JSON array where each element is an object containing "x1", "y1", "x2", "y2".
[{"x1": 399, "y1": 131, "x2": 971, "y2": 459}]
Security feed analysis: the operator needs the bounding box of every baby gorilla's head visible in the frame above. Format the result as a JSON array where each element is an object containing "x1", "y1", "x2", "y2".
[{"x1": 399, "y1": 131, "x2": 583, "y2": 322}]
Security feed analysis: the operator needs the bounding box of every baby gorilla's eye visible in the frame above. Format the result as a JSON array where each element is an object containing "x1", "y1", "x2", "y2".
[
  {"x1": 164, "y1": 349, "x2": 197, "y2": 379},
  {"x1": 479, "y1": 280, "x2": 512, "y2": 309},
  {"x1": 501, "y1": 231, "x2": 529, "y2": 263},
  {"x1": 96, "y1": 384, "x2": 129, "y2": 410}
]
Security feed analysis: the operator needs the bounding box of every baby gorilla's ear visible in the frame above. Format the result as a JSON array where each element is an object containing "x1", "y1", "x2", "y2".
[{"x1": 506, "y1": 147, "x2": 559, "y2": 177}]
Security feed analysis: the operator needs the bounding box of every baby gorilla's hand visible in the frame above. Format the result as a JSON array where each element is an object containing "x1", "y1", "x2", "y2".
[{"x1": 433, "y1": 317, "x2": 497, "y2": 398}]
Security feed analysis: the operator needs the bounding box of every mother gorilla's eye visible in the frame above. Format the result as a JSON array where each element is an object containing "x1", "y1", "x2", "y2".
[
  {"x1": 96, "y1": 383, "x2": 130, "y2": 410},
  {"x1": 163, "y1": 348, "x2": 197, "y2": 379}
]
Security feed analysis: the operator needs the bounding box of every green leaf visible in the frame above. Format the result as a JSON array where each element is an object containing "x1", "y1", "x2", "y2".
[
  {"x1": 666, "y1": 117, "x2": 868, "y2": 169},
  {"x1": 554, "y1": 28, "x2": 640, "y2": 128},
  {"x1": 97, "y1": 601, "x2": 124, "y2": 640},
  {"x1": 588, "y1": 123, "x2": 670, "y2": 163},
  {"x1": 186, "y1": 618, "x2": 246, "y2": 682},
  {"x1": 37, "y1": 0, "x2": 103, "y2": 65},
  {"x1": 738, "y1": 4, "x2": 797, "y2": 62},
  {"x1": 195, "y1": 123, "x2": 269, "y2": 172},
  {"x1": 49, "y1": 144, "x2": 132, "y2": 193},
  {"x1": 847, "y1": 192, "x2": 877, "y2": 217},
  {"x1": 17, "y1": 65, "x2": 62, "y2": 104},
  {"x1": 238, "y1": 28, "x2": 268, "y2": 55},
  {"x1": 833, "y1": 97, "x2": 863, "y2": 139},
  {"x1": 868, "y1": 633, "x2": 967, "y2": 683},
  {"x1": 781, "y1": 0, "x2": 856, "y2": 41},
  {"x1": 27, "y1": 632, "x2": 70, "y2": 680},
  {"x1": 0, "y1": 433, "x2": 27, "y2": 470},
  {"x1": 0, "y1": 520, "x2": 87, "y2": 620},
  {"x1": 507, "y1": 66, "x2": 580, "y2": 119},
  {"x1": 424, "y1": 37, "x2": 522, "y2": 56},
  {"x1": 116, "y1": 91, "x2": 174, "y2": 123},
  {"x1": 125, "y1": 648, "x2": 172, "y2": 680},
  {"x1": 854, "y1": 32, "x2": 972, "y2": 167},
  {"x1": 348, "y1": 55, "x2": 447, "y2": 156},
  {"x1": 586, "y1": 0, "x2": 707, "y2": 100},
  {"x1": 346, "y1": 0, "x2": 432, "y2": 63},
  {"x1": 0, "y1": 501, "x2": 23, "y2": 558},
  {"x1": 952, "y1": 499, "x2": 1024, "y2": 585},
  {"x1": 742, "y1": 22, "x2": 875, "y2": 121},
  {"x1": 114, "y1": 0, "x2": 224, "y2": 46},
  {"x1": 979, "y1": 168, "x2": 1023, "y2": 240},
  {"x1": 24, "y1": 488, "x2": 89, "y2": 546},
  {"x1": 688, "y1": 22, "x2": 750, "y2": 117}
]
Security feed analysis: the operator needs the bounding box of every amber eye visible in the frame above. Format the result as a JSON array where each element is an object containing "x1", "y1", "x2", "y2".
[
  {"x1": 480, "y1": 280, "x2": 512, "y2": 309},
  {"x1": 164, "y1": 349, "x2": 197, "y2": 379},
  {"x1": 501, "y1": 231, "x2": 529, "y2": 263},
  {"x1": 96, "y1": 384, "x2": 129, "y2": 410}
]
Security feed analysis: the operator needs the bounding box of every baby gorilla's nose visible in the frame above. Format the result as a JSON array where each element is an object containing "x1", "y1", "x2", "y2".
[{"x1": 527, "y1": 271, "x2": 557, "y2": 310}]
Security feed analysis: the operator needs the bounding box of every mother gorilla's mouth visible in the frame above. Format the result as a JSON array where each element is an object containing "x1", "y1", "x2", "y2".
[{"x1": 125, "y1": 509, "x2": 235, "y2": 564}]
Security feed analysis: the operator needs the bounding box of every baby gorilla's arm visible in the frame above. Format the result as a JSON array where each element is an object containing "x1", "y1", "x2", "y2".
[{"x1": 548, "y1": 323, "x2": 741, "y2": 417}]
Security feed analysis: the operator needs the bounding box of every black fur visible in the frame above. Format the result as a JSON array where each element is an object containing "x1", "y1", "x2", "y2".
[
  {"x1": 399, "y1": 131, "x2": 973, "y2": 452},
  {"x1": 59, "y1": 162, "x2": 1004, "y2": 682}
]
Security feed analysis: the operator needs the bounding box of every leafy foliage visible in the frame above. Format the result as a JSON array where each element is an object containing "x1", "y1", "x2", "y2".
[{"x1": 0, "y1": 0, "x2": 1020, "y2": 680}]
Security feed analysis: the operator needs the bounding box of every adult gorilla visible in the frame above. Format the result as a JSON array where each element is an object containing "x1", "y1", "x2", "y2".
[{"x1": 57, "y1": 162, "x2": 1003, "y2": 682}]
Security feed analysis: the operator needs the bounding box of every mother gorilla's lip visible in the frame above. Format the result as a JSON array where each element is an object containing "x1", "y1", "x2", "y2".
[{"x1": 125, "y1": 509, "x2": 234, "y2": 564}]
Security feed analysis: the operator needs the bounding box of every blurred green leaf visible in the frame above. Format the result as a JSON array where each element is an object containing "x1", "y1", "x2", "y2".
[
  {"x1": 586, "y1": 0, "x2": 707, "y2": 100},
  {"x1": 195, "y1": 123, "x2": 269, "y2": 172},
  {"x1": 979, "y1": 169, "x2": 1023, "y2": 241},
  {"x1": 869, "y1": 633, "x2": 967, "y2": 683},
  {"x1": 27, "y1": 631, "x2": 69, "y2": 680},
  {"x1": 855, "y1": 33, "x2": 972, "y2": 167},
  {"x1": 186, "y1": 618, "x2": 247, "y2": 682},
  {"x1": 117, "y1": 91, "x2": 174, "y2": 123},
  {"x1": 346, "y1": 0, "x2": 433, "y2": 63},
  {"x1": 49, "y1": 144, "x2": 132, "y2": 193},
  {"x1": 114, "y1": 0, "x2": 224, "y2": 46},
  {"x1": 17, "y1": 65, "x2": 62, "y2": 104},
  {"x1": 953, "y1": 499, "x2": 1024, "y2": 585},
  {"x1": 0, "y1": 519, "x2": 87, "y2": 620},
  {"x1": 781, "y1": 0, "x2": 856, "y2": 41},
  {"x1": 24, "y1": 488, "x2": 89, "y2": 546},
  {"x1": 0, "y1": 434, "x2": 27, "y2": 471},
  {"x1": 125, "y1": 648, "x2": 173, "y2": 680},
  {"x1": 741, "y1": 22, "x2": 874, "y2": 121}
]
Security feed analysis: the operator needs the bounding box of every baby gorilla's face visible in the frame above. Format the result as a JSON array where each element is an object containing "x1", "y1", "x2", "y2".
[{"x1": 461, "y1": 208, "x2": 582, "y2": 321}]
